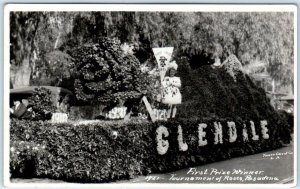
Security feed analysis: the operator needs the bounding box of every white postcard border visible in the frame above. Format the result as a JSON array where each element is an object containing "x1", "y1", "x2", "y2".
[{"x1": 3, "y1": 4, "x2": 298, "y2": 188}]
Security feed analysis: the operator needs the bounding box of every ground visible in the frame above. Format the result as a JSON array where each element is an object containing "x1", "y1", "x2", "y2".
[{"x1": 118, "y1": 140, "x2": 294, "y2": 184}]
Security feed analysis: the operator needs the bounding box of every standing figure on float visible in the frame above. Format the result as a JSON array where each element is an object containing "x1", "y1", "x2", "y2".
[{"x1": 161, "y1": 61, "x2": 182, "y2": 118}]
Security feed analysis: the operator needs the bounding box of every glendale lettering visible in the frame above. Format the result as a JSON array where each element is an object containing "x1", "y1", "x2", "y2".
[
  {"x1": 214, "y1": 122, "x2": 223, "y2": 144},
  {"x1": 198, "y1": 123, "x2": 208, "y2": 146},
  {"x1": 156, "y1": 120, "x2": 269, "y2": 154},
  {"x1": 227, "y1": 121, "x2": 237, "y2": 143},
  {"x1": 156, "y1": 126, "x2": 169, "y2": 155}
]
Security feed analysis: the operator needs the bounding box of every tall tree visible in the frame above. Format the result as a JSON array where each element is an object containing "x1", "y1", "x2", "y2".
[
  {"x1": 189, "y1": 12, "x2": 294, "y2": 88},
  {"x1": 10, "y1": 12, "x2": 76, "y2": 88},
  {"x1": 30, "y1": 12, "x2": 76, "y2": 87},
  {"x1": 10, "y1": 12, "x2": 44, "y2": 88},
  {"x1": 10, "y1": 11, "x2": 294, "y2": 92}
]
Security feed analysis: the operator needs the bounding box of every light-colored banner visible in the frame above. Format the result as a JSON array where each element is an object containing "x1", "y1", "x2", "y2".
[{"x1": 152, "y1": 47, "x2": 174, "y2": 82}]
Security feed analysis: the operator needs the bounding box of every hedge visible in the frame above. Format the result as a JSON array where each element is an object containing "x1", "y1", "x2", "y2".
[{"x1": 10, "y1": 116, "x2": 292, "y2": 183}]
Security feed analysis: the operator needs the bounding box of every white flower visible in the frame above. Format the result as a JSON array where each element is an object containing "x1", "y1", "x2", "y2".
[
  {"x1": 168, "y1": 61, "x2": 178, "y2": 70},
  {"x1": 221, "y1": 54, "x2": 243, "y2": 82},
  {"x1": 10, "y1": 147, "x2": 15, "y2": 152},
  {"x1": 112, "y1": 131, "x2": 118, "y2": 139},
  {"x1": 26, "y1": 145, "x2": 30, "y2": 149}
]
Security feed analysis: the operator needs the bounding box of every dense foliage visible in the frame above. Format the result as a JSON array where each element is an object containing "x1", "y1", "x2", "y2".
[
  {"x1": 30, "y1": 50, "x2": 74, "y2": 86},
  {"x1": 10, "y1": 12, "x2": 42, "y2": 67},
  {"x1": 27, "y1": 87, "x2": 56, "y2": 120},
  {"x1": 174, "y1": 57, "x2": 277, "y2": 121},
  {"x1": 278, "y1": 110, "x2": 294, "y2": 134},
  {"x1": 10, "y1": 117, "x2": 291, "y2": 182},
  {"x1": 10, "y1": 12, "x2": 294, "y2": 91},
  {"x1": 70, "y1": 37, "x2": 152, "y2": 107}
]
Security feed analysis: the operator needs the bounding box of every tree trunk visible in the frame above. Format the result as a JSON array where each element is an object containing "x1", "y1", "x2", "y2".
[
  {"x1": 10, "y1": 12, "x2": 42, "y2": 88},
  {"x1": 272, "y1": 79, "x2": 275, "y2": 93},
  {"x1": 11, "y1": 57, "x2": 32, "y2": 88},
  {"x1": 54, "y1": 31, "x2": 61, "y2": 49},
  {"x1": 291, "y1": 81, "x2": 294, "y2": 95}
]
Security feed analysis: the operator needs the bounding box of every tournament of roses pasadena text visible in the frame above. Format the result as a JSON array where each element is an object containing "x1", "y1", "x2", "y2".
[{"x1": 145, "y1": 168, "x2": 279, "y2": 182}]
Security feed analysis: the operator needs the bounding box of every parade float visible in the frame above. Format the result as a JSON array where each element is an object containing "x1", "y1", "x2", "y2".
[{"x1": 10, "y1": 38, "x2": 293, "y2": 182}]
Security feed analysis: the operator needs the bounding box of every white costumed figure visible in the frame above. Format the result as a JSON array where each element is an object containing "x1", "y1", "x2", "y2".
[{"x1": 161, "y1": 61, "x2": 182, "y2": 118}]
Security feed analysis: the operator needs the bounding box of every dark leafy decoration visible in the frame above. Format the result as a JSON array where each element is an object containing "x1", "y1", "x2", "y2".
[
  {"x1": 70, "y1": 37, "x2": 152, "y2": 107},
  {"x1": 27, "y1": 87, "x2": 56, "y2": 120},
  {"x1": 175, "y1": 57, "x2": 279, "y2": 121}
]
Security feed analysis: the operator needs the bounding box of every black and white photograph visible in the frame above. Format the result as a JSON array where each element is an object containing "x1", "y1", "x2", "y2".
[{"x1": 3, "y1": 4, "x2": 297, "y2": 187}]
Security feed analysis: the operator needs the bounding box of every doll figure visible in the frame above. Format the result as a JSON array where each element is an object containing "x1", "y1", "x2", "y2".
[{"x1": 161, "y1": 61, "x2": 182, "y2": 118}]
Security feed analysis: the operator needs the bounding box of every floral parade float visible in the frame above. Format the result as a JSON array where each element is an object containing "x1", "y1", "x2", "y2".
[{"x1": 10, "y1": 38, "x2": 293, "y2": 182}]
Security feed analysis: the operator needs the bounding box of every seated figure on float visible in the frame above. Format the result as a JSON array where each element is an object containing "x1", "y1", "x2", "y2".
[
  {"x1": 161, "y1": 61, "x2": 182, "y2": 118},
  {"x1": 10, "y1": 99, "x2": 27, "y2": 118}
]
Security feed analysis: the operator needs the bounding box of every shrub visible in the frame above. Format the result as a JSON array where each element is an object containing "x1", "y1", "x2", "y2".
[
  {"x1": 10, "y1": 116, "x2": 292, "y2": 182},
  {"x1": 278, "y1": 110, "x2": 294, "y2": 134},
  {"x1": 10, "y1": 140, "x2": 46, "y2": 178},
  {"x1": 27, "y1": 87, "x2": 56, "y2": 120},
  {"x1": 70, "y1": 37, "x2": 153, "y2": 108}
]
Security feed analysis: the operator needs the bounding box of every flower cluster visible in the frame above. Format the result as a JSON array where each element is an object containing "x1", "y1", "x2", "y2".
[{"x1": 221, "y1": 54, "x2": 243, "y2": 82}]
